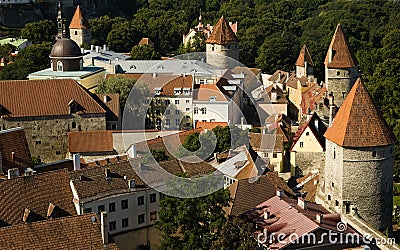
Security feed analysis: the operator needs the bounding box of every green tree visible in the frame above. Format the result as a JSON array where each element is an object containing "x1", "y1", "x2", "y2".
[
  {"x1": 20, "y1": 20, "x2": 57, "y2": 44},
  {"x1": 0, "y1": 43, "x2": 16, "y2": 62},
  {"x1": 155, "y1": 188, "x2": 231, "y2": 249},
  {"x1": 96, "y1": 76, "x2": 137, "y2": 110},
  {"x1": 130, "y1": 44, "x2": 160, "y2": 60},
  {"x1": 89, "y1": 15, "x2": 114, "y2": 46},
  {"x1": 107, "y1": 20, "x2": 138, "y2": 52},
  {"x1": 0, "y1": 42, "x2": 52, "y2": 80},
  {"x1": 211, "y1": 217, "x2": 257, "y2": 250},
  {"x1": 178, "y1": 32, "x2": 207, "y2": 54},
  {"x1": 142, "y1": 149, "x2": 169, "y2": 163}
]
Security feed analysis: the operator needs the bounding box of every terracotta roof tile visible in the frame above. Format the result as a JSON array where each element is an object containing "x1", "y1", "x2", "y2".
[
  {"x1": 249, "y1": 132, "x2": 283, "y2": 152},
  {"x1": 0, "y1": 128, "x2": 32, "y2": 174},
  {"x1": 69, "y1": 5, "x2": 90, "y2": 29},
  {"x1": 324, "y1": 23, "x2": 358, "y2": 68},
  {"x1": 0, "y1": 213, "x2": 117, "y2": 249},
  {"x1": 206, "y1": 16, "x2": 239, "y2": 45},
  {"x1": 0, "y1": 79, "x2": 106, "y2": 118},
  {"x1": 68, "y1": 130, "x2": 113, "y2": 153},
  {"x1": 324, "y1": 78, "x2": 396, "y2": 147},
  {"x1": 196, "y1": 121, "x2": 228, "y2": 130},
  {"x1": 96, "y1": 93, "x2": 120, "y2": 122},
  {"x1": 0, "y1": 169, "x2": 76, "y2": 226},
  {"x1": 295, "y1": 44, "x2": 314, "y2": 67},
  {"x1": 70, "y1": 159, "x2": 146, "y2": 201},
  {"x1": 193, "y1": 83, "x2": 229, "y2": 101},
  {"x1": 227, "y1": 175, "x2": 284, "y2": 216}
]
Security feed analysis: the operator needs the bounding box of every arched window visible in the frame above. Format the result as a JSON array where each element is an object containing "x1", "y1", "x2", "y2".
[
  {"x1": 72, "y1": 122, "x2": 76, "y2": 129},
  {"x1": 57, "y1": 61, "x2": 63, "y2": 72}
]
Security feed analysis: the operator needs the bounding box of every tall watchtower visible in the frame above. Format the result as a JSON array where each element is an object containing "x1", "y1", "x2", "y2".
[
  {"x1": 325, "y1": 24, "x2": 359, "y2": 107},
  {"x1": 323, "y1": 78, "x2": 396, "y2": 231},
  {"x1": 69, "y1": 5, "x2": 92, "y2": 46},
  {"x1": 206, "y1": 16, "x2": 239, "y2": 69},
  {"x1": 295, "y1": 44, "x2": 314, "y2": 78}
]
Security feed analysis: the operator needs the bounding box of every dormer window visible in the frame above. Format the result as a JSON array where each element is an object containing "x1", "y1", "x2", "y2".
[
  {"x1": 57, "y1": 61, "x2": 63, "y2": 72},
  {"x1": 68, "y1": 100, "x2": 79, "y2": 114},
  {"x1": 210, "y1": 96, "x2": 217, "y2": 102},
  {"x1": 183, "y1": 88, "x2": 191, "y2": 95},
  {"x1": 154, "y1": 87, "x2": 162, "y2": 95},
  {"x1": 174, "y1": 88, "x2": 181, "y2": 95}
]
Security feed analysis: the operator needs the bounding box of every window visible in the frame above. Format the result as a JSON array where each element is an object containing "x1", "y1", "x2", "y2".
[
  {"x1": 109, "y1": 202, "x2": 116, "y2": 212},
  {"x1": 84, "y1": 207, "x2": 92, "y2": 213},
  {"x1": 175, "y1": 119, "x2": 180, "y2": 126},
  {"x1": 337, "y1": 71, "x2": 340, "y2": 76},
  {"x1": 201, "y1": 107, "x2": 206, "y2": 114},
  {"x1": 335, "y1": 200, "x2": 339, "y2": 206},
  {"x1": 57, "y1": 61, "x2": 63, "y2": 72},
  {"x1": 165, "y1": 110, "x2": 170, "y2": 115},
  {"x1": 121, "y1": 199, "x2": 128, "y2": 210},
  {"x1": 156, "y1": 99, "x2": 161, "y2": 105},
  {"x1": 342, "y1": 91, "x2": 346, "y2": 99},
  {"x1": 138, "y1": 214, "x2": 145, "y2": 224},
  {"x1": 150, "y1": 211, "x2": 157, "y2": 221},
  {"x1": 194, "y1": 107, "x2": 198, "y2": 114},
  {"x1": 210, "y1": 96, "x2": 217, "y2": 101},
  {"x1": 138, "y1": 196, "x2": 144, "y2": 206},
  {"x1": 174, "y1": 88, "x2": 181, "y2": 95},
  {"x1": 299, "y1": 142, "x2": 304, "y2": 148},
  {"x1": 306, "y1": 132, "x2": 309, "y2": 136},
  {"x1": 345, "y1": 202, "x2": 350, "y2": 214},
  {"x1": 150, "y1": 193, "x2": 157, "y2": 203},
  {"x1": 186, "y1": 100, "x2": 190, "y2": 103},
  {"x1": 165, "y1": 119, "x2": 170, "y2": 126},
  {"x1": 74, "y1": 31, "x2": 77, "y2": 35},
  {"x1": 72, "y1": 122, "x2": 76, "y2": 128},
  {"x1": 273, "y1": 153, "x2": 277, "y2": 158},
  {"x1": 372, "y1": 151, "x2": 377, "y2": 157},
  {"x1": 328, "y1": 195, "x2": 331, "y2": 201},
  {"x1": 186, "y1": 108, "x2": 190, "y2": 112},
  {"x1": 333, "y1": 150, "x2": 336, "y2": 159},
  {"x1": 165, "y1": 100, "x2": 170, "y2": 105},
  {"x1": 332, "y1": 182, "x2": 334, "y2": 188},
  {"x1": 55, "y1": 151, "x2": 61, "y2": 155},
  {"x1": 175, "y1": 110, "x2": 180, "y2": 115},
  {"x1": 122, "y1": 218, "x2": 129, "y2": 228},
  {"x1": 175, "y1": 100, "x2": 179, "y2": 105},
  {"x1": 35, "y1": 141, "x2": 41, "y2": 145},
  {"x1": 98, "y1": 205, "x2": 105, "y2": 215},
  {"x1": 156, "y1": 109, "x2": 161, "y2": 115},
  {"x1": 109, "y1": 221, "x2": 116, "y2": 231}
]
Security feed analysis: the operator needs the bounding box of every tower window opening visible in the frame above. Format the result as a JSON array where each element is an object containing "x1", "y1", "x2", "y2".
[
  {"x1": 372, "y1": 151, "x2": 377, "y2": 157},
  {"x1": 335, "y1": 200, "x2": 339, "y2": 206},
  {"x1": 328, "y1": 195, "x2": 331, "y2": 201}
]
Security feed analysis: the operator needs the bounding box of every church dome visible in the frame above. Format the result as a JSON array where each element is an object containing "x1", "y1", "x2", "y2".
[{"x1": 50, "y1": 38, "x2": 82, "y2": 58}]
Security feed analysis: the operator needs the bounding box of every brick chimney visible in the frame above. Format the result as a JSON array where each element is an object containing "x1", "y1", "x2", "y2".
[
  {"x1": 298, "y1": 197, "x2": 306, "y2": 209},
  {"x1": 100, "y1": 211, "x2": 108, "y2": 245}
]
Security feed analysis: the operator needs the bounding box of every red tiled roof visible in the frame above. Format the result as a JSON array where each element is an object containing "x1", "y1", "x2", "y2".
[
  {"x1": 324, "y1": 78, "x2": 396, "y2": 147},
  {"x1": 68, "y1": 130, "x2": 113, "y2": 153},
  {"x1": 196, "y1": 121, "x2": 228, "y2": 130},
  {"x1": 206, "y1": 16, "x2": 239, "y2": 45},
  {"x1": 193, "y1": 83, "x2": 229, "y2": 101},
  {"x1": 0, "y1": 213, "x2": 118, "y2": 249},
  {"x1": 0, "y1": 128, "x2": 32, "y2": 174},
  {"x1": 324, "y1": 23, "x2": 358, "y2": 68},
  {"x1": 295, "y1": 44, "x2": 314, "y2": 67},
  {"x1": 300, "y1": 84, "x2": 327, "y2": 115},
  {"x1": 0, "y1": 169, "x2": 76, "y2": 226},
  {"x1": 249, "y1": 132, "x2": 284, "y2": 152},
  {"x1": 96, "y1": 93, "x2": 120, "y2": 122},
  {"x1": 69, "y1": 5, "x2": 90, "y2": 29},
  {"x1": 0, "y1": 79, "x2": 106, "y2": 118}
]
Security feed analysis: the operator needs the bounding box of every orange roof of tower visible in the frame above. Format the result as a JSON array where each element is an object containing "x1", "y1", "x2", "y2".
[
  {"x1": 324, "y1": 24, "x2": 358, "y2": 68},
  {"x1": 296, "y1": 44, "x2": 314, "y2": 67},
  {"x1": 206, "y1": 16, "x2": 238, "y2": 45},
  {"x1": 324, "y1": 78, "x2": 396, "y2": 147},
  {"x1": 69, "y1": 5, "x2": 90, "y2": 29}
]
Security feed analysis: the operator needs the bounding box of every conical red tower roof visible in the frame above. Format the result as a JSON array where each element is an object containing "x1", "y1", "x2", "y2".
[
  {"x1": 69, "y1": 5, "x2": 90, "y2": 29},
  {"x1": 206, "y1": 16, "x2": 238, "y2": 45},
  {"x1": 324, "y1": 78, "x2": 396, "y2": 147},
  {"x1": 295, "y1": 44, "x2": 314, "y2": 67}
]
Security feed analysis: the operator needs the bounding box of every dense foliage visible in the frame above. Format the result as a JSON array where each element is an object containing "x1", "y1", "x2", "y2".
[{"x1": 95, "y1": 76, "x2": 137, "y2": 110}]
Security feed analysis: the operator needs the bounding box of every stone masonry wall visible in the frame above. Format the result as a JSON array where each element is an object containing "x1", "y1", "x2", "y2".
[
  {"x1": 342, "y1": 145, "x2": 394, "y2": 231},
  {"x1": 324, "y1": 139, "x2": 344, "y2": 211},
  {"x1": 325, "y1": 67, "x2": 359, "y2": 107},
  {"x1": 294, "y1": 151, "x2": 324, "y2": 174},
  {"x1": 0, "y1": 114, "x2": 106, "y2": 163}
]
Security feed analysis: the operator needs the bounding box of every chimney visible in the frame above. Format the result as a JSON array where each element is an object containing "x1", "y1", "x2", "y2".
[
  {"x1": 95, "y1": 46, "x2": 100, "y2": 53},
  {"x1": 11, "y1": 151, "x2": 15, "y2": 161},
  {"x1": 271, "y1": 83, "x2": 277, "y2": 102},
  {"x1": 316, "y1": 213, "x2": 323, "y2": 223},
  {"x1": 278, "y1": 72, "x2": 281, "y2": 82},
  {"x1": 263, "y1": 211, "x2": 270, "y2": 220},
  {"x1": 90, "y1": 44, "x2": 94, "y2": 51},
  {"x1": 23, "y1": 208, "x2": 30, "y2": 223},
  {"x1": 127, "y1": 144, "x2": 137, "y2": 159},
  {"x1": 103, "y1": 44, "x2": 107, "y2": 51},
  {"x1": 314, "y1": 119, "x2": 319, "y2": 132},
  {"x1": 276, "y1": 189, "x2": 284, "y2": 197},
  {"x1": 81, "y1": 48, "x2": 84, "y2": 54},
  {"x1": 307, "y1": 110, "x2": 312, "y2": 121},
  {"x1": 128, "y1": 179, "x2": 136, "y2": 189},
  {"x1": 103, "y1": 95, "x2": 109, "y2": 103},
  {"x1": 7, "y1": 168, "x2": 19, "y2": 179},
  {"x1": 285, "y1": 72, "x2": 289, "y2": 83},
  {"x1": 298, "y1": 197, "x2": 306, "y2": 209},
  {"x1": 47, "y1": 202, "x2": 55, "y2": 218},
  {"x1": 100, "y1": 211, "x2": 109, "y2": 246},
  {"x1": 105, "y1": 168, "x2": 110, "y2": 179},
  {"x1": 73, "y1": 153, "x2": 81, "y2": 171},
  {"x1": 153, "y1": 72, "x2": 157, "y2": 78}
]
